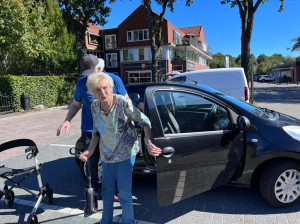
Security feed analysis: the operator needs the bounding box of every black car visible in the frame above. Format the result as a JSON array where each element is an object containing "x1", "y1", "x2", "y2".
[{"x1": 78, "y1": 82, "x2": 300, "y2": 208}]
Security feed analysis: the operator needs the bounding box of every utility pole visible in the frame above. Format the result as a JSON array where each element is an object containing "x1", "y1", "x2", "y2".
[{"x1": 250, "y1": 63, "x2": 254, "y2": 104}]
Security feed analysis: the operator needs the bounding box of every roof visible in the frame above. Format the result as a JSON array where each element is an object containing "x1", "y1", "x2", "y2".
[{"x1": 179, "y1": 26, "x2": 202, "y2": 37}]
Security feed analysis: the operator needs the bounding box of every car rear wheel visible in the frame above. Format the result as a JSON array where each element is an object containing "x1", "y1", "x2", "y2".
[{"x1": 259, "y1": 161, "x2": 300, "y2": 207}]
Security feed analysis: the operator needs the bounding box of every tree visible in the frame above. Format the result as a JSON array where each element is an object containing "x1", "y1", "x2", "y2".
[
  {"x1": 38, "y1": 0, "x2": 78, "y2": 74},
  {"x1": 283, "y1": 55, "x2": 295, "y2": 63},
  {"x1": 143, "y1": 0, "x2": 193, "y2": 82},
  {"x1": 290, "y1": 36, "x2": 300, "y2": 52},
  {"x1": 209, "y1": 52, "x2": 226, "y2": 68},
  {"x1": 256, "y1": 54, "x2": 271, "y2": 74},
  {"x1": 0, "y1": 0, "x2": 78, "y2": 75},
  {"x1": 0, "y1": 0, "x2": 51, "y2": 75},
  {"x1": 0, "y1": 0, "x2": 28, "y2": 75},
  {"x1": 220, "y1": 0, "x2": 284, "y2": 80},
  {"x1": 58, "y1": 0, "x2": 111, "y2": 46},
  {"x1": 270, "y1": 53, "x2": 284, "y2": 66}
]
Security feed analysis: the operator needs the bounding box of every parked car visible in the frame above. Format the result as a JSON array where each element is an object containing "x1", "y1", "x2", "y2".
[
  {"x1": 76, "y1": 82, "x2": 300, "y2": 208},
  {"x1": 253, "y1": 75, "x2": 262, "y2": 81},
  {"x1": 258, "y1": 75, "x2": 271, "y2": 82},
  {"x1": 165, "y1": 68, "x2": 250, "y2": 102}
]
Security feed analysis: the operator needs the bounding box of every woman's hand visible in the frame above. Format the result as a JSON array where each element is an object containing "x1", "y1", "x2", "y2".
[
  {"x1": 79, "y1": 150, "x2": 93, "y2": 162},
  {"x1": 146, "y1": 139, "x2": 162, "y2": 157}
]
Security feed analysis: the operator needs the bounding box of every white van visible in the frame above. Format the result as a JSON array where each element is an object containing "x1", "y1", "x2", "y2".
[{"x1": 166, "y1": 68, "x2": 249, "y2": 102}]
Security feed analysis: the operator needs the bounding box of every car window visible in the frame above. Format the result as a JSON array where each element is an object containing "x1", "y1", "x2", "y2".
[
  {"x1": 153, "y1": 90, "x2": 231, "y2": 134},
  {"x1": 171, "y1": 76, "x2": 186, "y2": 82}
]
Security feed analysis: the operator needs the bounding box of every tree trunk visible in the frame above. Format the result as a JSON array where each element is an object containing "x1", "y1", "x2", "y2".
[
  {"x1": 239, "y1": 0, "x2": 256, "y2": 81},
  {"x1": 0, "y1": 54, "x2": 9, "y2": 75}
]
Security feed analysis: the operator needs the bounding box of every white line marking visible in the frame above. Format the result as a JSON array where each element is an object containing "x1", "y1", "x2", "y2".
[
  {"x1": 1, "y1": 196, "x2": 155, "y2": 224},
  {"x1": 50, "y1": 144, "x2": 74, "y2": 147}
]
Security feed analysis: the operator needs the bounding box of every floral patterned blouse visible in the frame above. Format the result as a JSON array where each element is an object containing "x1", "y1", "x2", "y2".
[{"x1": 91, "y1": 94, "x2": 151, "y2": 163}]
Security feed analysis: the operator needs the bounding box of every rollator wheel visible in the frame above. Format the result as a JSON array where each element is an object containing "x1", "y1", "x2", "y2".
[
  {"x1": 4, "y1": 190, "x2": 14, "y2": 207},
  {"x1": 27, "y1": 213, "x2": 38, "y2": 224}
]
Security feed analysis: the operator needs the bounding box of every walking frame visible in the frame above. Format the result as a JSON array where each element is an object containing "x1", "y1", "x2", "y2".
[{"x1": 0, "y1": 139, "x2": 53, "y2": 224}]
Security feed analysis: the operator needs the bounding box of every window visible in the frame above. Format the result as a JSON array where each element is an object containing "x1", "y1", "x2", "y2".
[
  {"x1": 171, "y1": 76, "x2": 186, "y2": 82},
  {"x1": 127, "y1": 29, "x2": 149, "y2": 42},
  {"x1": 87, "y1": 50, "x2": 100, "y2": 58},
  {"x1": 106, "y1": 53, "x2": 118, "y2": 67},
  {"x1": 173, "y1": 30, "x2": 181, "y2": 45},
  {"x1": 129, "y1": 72, "x2": 151, "y2": 84},
  {"x1": 88, "y1": 32, "x2": 100, "y2": 46},
  {"x1": 139, "y1": 48, "x2": 144, "y2": 60},
  {"x1": 123, "y1": 49, "x2": 134, "y2": 61},
  {"x1": 153, "y1": 91, "x2": 231, "y2": 134},
  {"x1": 105, "y1": 35, "x2": 117, "y2": 49}
]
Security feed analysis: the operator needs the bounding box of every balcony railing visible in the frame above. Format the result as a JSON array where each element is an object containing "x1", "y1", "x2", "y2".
[{"x1": 182, "y1": 37, "x2": 204, "y2": 52}]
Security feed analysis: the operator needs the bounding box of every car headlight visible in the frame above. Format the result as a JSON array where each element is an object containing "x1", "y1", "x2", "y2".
[{"x1": 283, "y1": 126, "x2": 300, "y2": 141}]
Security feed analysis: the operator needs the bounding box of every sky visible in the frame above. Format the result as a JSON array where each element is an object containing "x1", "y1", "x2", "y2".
[{"x1": 102, "y1": 0, "x2": 300, "y2": 58}]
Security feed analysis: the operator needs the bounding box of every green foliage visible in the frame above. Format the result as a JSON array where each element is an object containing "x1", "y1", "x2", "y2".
[
  {"x1": 209, "y1": 52, "x2": 239, "y2": 68},
  {"x1": 58, "y1": 0, "x2": 111, "y2": 44},
  {"x1": 36, "y1": 0, "x2": 78, "y2": 74},
  {"x1": 209, "y1": 52, "x2": 225, "y2": 68},
  {"x1": 270, "y1": 53, "x2": 285, "y2": 66},
  {"x1": 0, "y1": 75, "x2": 79, "y2": 111},
  {"x1": 290, "y1": 36, "x2": 300, "y2": 52},
  {"x1": 0, "y1": 0, "x2": 78, "y2": 76}
]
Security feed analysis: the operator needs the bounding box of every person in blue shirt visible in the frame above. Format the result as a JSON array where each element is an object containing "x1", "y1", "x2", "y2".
[{"x1": 57, "y1": 54, "x2": 127, "y2": 205}]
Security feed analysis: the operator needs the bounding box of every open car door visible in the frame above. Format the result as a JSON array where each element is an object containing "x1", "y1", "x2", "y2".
[{"x1": 143, "y1": 85, "x2": 245, "y2": 207}]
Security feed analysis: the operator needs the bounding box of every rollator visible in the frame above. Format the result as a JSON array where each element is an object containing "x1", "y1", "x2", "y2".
[{"x1": 0, "y1": 139, "x2": 53, "y2": 224}]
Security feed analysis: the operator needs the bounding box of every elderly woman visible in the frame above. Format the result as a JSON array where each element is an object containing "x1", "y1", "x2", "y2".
[{"x1": 79, "y1": 72, "x2": 161, "y2": 224}]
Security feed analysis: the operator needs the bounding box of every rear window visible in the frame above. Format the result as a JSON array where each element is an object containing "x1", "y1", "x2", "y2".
[{"x1": 171, "y1": 76, "x2": 186, "y2": 82}]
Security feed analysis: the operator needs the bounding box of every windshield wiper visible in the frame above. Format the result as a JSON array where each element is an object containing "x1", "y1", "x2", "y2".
[{"x1": 259, "y1": 107, "x2": 274, "y2": 113}]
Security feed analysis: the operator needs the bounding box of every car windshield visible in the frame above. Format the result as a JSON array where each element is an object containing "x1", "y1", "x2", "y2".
[{"x1": 220, "y1": 95, "x2": 279, "y2": 119}]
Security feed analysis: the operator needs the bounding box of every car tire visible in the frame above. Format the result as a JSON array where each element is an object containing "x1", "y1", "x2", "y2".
[{"x1": 259, "y1": 161, "x2": 300, "y2": 207}]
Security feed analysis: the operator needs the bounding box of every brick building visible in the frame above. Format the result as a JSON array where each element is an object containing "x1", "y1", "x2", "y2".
[{"x1": 83, "y1": 5, "x2": 212, "y2": 84}]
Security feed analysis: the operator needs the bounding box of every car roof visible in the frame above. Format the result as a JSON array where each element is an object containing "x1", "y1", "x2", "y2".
[{"x1": 125, "y1": 82, "x2": 225, "y2": 96}]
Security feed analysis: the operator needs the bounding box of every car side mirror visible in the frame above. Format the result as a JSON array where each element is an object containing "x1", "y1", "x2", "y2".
[{"x1": 237, "y1": 116, "x2": 250, "y2": 131}]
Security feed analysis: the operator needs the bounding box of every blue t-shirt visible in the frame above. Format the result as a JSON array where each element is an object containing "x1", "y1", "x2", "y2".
[{"x1": 74, "y1": 72, "x2": 127, "y2": 132}]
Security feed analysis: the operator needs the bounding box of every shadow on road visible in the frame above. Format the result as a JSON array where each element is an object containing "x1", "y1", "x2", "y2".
[
  {"x1": 254, "y1": 86, "x2": 300, "y2": 104},
  {"x1": 132, "y1": 175, "x2": 300, "y2": 224}
]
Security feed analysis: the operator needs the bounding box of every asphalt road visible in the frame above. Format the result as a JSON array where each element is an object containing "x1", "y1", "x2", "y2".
[{"x1": 1, "y1": 82, "x2": 300, "y2": 224}]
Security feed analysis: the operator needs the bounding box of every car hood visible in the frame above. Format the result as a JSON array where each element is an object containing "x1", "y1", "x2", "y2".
[{"x1": 276, "y1": 113, "x2": 300, "y2": 127}]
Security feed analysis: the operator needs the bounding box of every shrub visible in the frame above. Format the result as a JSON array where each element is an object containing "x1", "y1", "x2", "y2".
[{"x1": 0, "y1": 75, "x2": 79, "y2": 111}]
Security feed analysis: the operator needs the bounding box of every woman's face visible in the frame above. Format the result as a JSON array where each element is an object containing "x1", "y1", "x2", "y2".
[{"x1": 93, "y1": 79, "x2": 113, "y2": 103}]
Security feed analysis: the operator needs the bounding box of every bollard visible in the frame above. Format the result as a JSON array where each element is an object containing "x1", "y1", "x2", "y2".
[{"x1": 21, "y1": 93, "x2": 30, "y2": 110}]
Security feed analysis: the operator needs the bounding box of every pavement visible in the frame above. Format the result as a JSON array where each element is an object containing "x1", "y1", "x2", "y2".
[{"x1": 1, "y1": 82, "x2": 300, "y2": 224}]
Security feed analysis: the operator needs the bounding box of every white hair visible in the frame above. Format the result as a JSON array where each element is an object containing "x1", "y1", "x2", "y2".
[
  {"x1": 95, "y1": 58, "x2": 105, "y2": 72},
  {"x1": 86, "y1": 72, "x2": 114, "y2": 94}
]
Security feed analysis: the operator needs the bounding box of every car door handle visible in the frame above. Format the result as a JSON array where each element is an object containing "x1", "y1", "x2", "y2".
[{"x1": 162, "y1": 147, "x2": 175, "y2": 158}]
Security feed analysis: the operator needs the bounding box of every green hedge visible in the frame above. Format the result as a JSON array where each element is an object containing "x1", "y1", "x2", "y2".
[{"x1": 0, "y1": 75, "x2": 80, "y2": 111}]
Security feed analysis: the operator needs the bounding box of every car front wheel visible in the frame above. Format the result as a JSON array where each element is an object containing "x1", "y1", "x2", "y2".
[{"x1": 259, "y1": 161, "x2": 300, "y2": 207}]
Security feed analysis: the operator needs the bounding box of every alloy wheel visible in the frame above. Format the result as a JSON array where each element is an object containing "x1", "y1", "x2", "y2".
[{"x1": 275, "y1": 169, "x2": 300, "y2": 204}]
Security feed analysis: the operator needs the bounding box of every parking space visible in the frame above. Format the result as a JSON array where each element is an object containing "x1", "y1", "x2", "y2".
[{"x1": 1, "y1": 84, "x2": 300, "y2": 223}]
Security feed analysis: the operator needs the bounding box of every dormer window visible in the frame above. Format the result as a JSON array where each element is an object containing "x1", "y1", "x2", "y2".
[
  {"x1": 88, "y1": 32, "x2": 100, "y2": 46},
  {"x1": 127, "y1": 29, "x2": 149, "y2": 42},
  {"x1": 173, "y1": 30, "x2": 181, "y2": 45}
]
